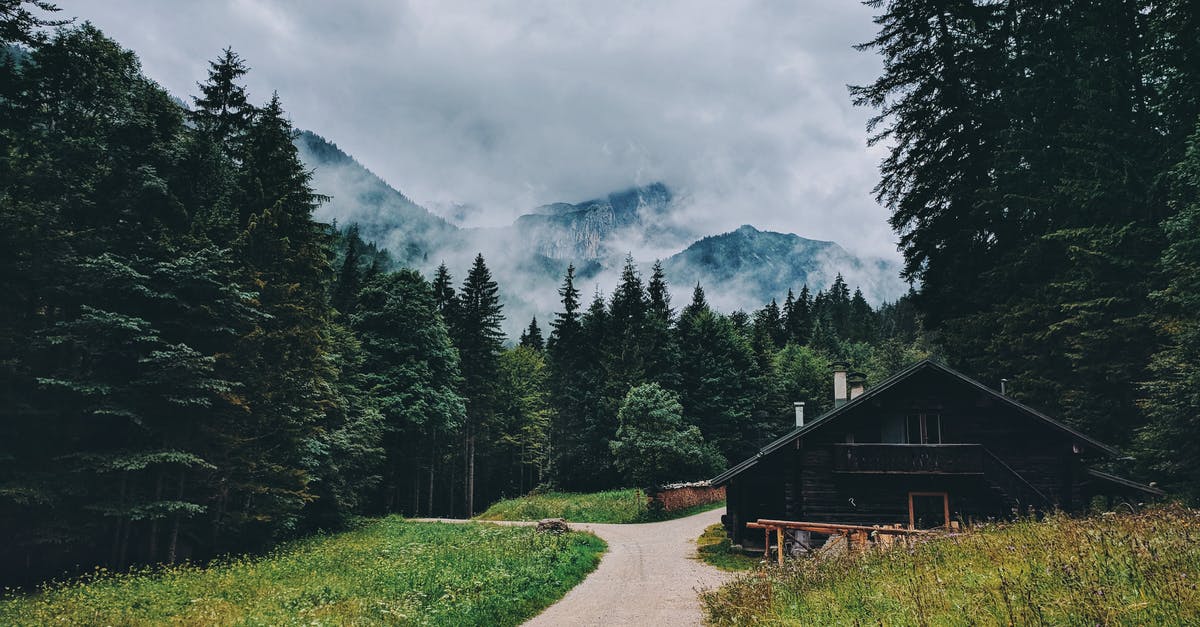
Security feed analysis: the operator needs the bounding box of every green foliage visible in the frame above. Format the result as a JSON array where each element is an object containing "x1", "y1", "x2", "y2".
[
  {"x1": 492, "y1": 346, "x2": 552, "y2": 496},
  {"x1": 611, "y1": 383, "x2": 722, "y2": 489},
  {"x1": 353, "y1": 269, "x2": 465, "y2": 514},
  {"x1": 851, "y1": 0, "x2": 1197, "y2": 461},
  {"x1": 0, "y1": 518, "x2": 606, "y2": 626},
  {"x1": 476, "y1": 489, "x2": 651, "y2": 524},
  {"x1": 1140, "y1": 119, "x2": 1200, "y2": 502},
  {"x1": 704, "y1": 506, "x2": 1200, "y2": 625}
]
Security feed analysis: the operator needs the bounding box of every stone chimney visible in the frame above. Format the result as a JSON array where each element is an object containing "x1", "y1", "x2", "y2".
[
  {"x1": 832, "y1": 362, "x2": 849, "y2": 408},
  {"x1": 848, "y1": 372, "x2": 867, "y2": 400},
  {"x1": 793, "y1": 401, "x2": 805, "y2": 427}
]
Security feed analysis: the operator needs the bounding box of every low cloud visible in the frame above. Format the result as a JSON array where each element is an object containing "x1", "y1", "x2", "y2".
[{"x1": 55, "y1": 0, "x2": 900, "y2": 261}]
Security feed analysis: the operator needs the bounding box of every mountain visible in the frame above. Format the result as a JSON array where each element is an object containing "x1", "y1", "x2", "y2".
[
  {"x1": 294, "y1": 132, "x2": 905, "y2": 335},
  {"x1": 663, "y1": 225, "x2": 904, "y2": 310},
  {"x1": 510, "y1": 183, "x2": 690, "y2": 259},
  {"x1": 296, "y1": 131, "x2": 458, "y2": 266}
]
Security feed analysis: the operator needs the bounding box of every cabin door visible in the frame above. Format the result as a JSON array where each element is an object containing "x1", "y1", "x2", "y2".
[{"x1": 908, "y1": 492, "x2": 950, "y2": 529}]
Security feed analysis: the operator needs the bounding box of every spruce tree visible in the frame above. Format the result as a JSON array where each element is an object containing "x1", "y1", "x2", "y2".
[
  {"x1": 353, "y1": 270, "x2": 465, "y2": 514},
  {"x1": 452, "y1": 254, "x2": 505, "y2": 516},
  {"x1": 519, "y1": 316, "x2": 545, "y2": 351}
]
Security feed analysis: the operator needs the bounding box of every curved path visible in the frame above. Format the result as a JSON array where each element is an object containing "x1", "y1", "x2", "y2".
[
  {"x1": 523, "y1": 507, "x2": 730, "y2": 626},
  {"x1": 413, "y1": 507, "x2": 731, "y2": 626}
]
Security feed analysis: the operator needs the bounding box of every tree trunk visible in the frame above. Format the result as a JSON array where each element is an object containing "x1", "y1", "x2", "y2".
[
  {"x1": 466, "y1": 424, "x2": 476, "y2": 518},
  {"x1": 149, "y1": 470, "x2": 165, "y2": 562},
  {"x1": 427, "y1": 452, "x2": 435, "y2": 516},
  {"x1": 110, "y1": 472, "x2": 128, "y2": 567},
  {"x1": 168, "y1": 472, "x2": 185, "y2": 564}
]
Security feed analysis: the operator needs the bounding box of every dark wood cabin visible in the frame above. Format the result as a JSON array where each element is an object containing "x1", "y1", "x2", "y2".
[{"x1": 713, "y1": 360, "x2": 1163, "y2": 549}]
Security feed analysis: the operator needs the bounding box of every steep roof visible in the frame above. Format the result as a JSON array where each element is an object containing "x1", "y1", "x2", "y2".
[{"x1": 711, "y1": 359, "x2": 1121, "y2": 486}]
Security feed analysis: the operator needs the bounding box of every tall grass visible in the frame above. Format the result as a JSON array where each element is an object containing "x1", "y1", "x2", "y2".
[
  {"x1": 475, "y1": 489, "x2": 725, "y2": 523},
  {"x1": 0, "y1": 517, "x2": 605, "y2": 626},
  {"x1": 703, "y1": 505, "x2": 1200, "y2": 626},
  {"x1": 697, "y1": 523, "x2": 761, "y2": 572}
]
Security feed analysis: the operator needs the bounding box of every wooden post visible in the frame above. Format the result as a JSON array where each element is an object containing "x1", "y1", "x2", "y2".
[
  {"x1": 763, "y1": 528, "x2": 770, "y2": 560},
  {"x1": 777, "y1": 528, "x2": 784, "y2": 565}
]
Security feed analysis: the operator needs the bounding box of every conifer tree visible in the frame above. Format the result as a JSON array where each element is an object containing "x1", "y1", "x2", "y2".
[
  {"x1": 643, "y1": 260, "x2": 681, "y2": 390},
  {"x1": 353, "y1": 270, "x2": 465, "y2": 514},
  {"x1": 452, "y1": 254, "x2": 505, "y2": 516},
  {"x1": 519, "y1": 316, "x2": 545, "y2": 351},
  {"x1": 332, "y1": 224, "x2": 363, "y2": 316}
]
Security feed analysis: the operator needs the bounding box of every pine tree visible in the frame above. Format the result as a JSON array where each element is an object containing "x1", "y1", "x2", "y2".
[
  {"x1": 431, "y1": 262, "x2": 458, "y2": 326},
  {"x1": 191, "y1": 48, "x2": 254, "y2": 154},
  {"x1": 353, "y1": 270, "x2": 465, "y2": 514},
  {"x1": 452, "y1": 254, "x2": 505, "y2": 516},
  {"x1": 677, "y1": 292, "x2": 764, "y2": 462},
  {"x1": 847, "y1": 288, "x2": 876, "y2": 343},
  {"x1": 331, "y1": 224, "x2": 363, "y2": 316},
  {"x1": 785, "y1": 285, "x2": 813, "y2": 345},
  {"x1": 1140, "y1": 119, "x2": 1200, "y2": 501},
  {"x1": 519, "y1": 316, "x2": 545, "y2": 351},
  {"x1": 227, "y1": 90, "x2": 338, "y2": 545},
  {"x1": 644, "y1": 260, "x2": 681, "y2": 390},
  {"x1": 604, "y1": 255, "x2": 650, "y2": 414}
]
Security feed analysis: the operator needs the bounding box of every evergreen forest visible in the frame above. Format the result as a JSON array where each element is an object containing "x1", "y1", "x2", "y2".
[{"x1": 2, "y1": 0, "x2": 1199, "y2": 590}]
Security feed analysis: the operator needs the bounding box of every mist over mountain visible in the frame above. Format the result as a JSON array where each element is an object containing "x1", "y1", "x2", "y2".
[
  {"x1": 296, "y1": 131, "x2": 905, "y2": 337},
  {"x1": 663, "y1": 225, "x2": 903, "y2": 312}
]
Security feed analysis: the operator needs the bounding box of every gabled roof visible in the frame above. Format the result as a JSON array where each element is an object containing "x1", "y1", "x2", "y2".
[{"x1": 711, "y1": 359, "x2": 1122, "y2": 486}]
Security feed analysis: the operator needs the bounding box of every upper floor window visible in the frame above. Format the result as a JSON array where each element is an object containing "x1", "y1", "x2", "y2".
[
  {"x1": 883, "y1": 413, "x2": 942, "y2": 443},
  {"x1": 907, "y1": 413, "x2": 941, "y2": 444}
]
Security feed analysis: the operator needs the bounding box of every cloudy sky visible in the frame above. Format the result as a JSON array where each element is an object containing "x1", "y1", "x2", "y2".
[{"x1": 55, "y1": 0, "x2": 896, "y2": 259}]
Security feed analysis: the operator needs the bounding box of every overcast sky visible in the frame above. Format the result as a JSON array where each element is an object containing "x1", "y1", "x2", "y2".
[{"x1": 55, "y1": 0, "x2": 897, "y2": 260}]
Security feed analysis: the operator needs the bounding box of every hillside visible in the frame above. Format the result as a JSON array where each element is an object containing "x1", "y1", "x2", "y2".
[
  {"x1": 296, "y1": 131, "x2": 459, "y2": 266},
  {"x1": 664, "y1": 225, "x2": 904, "y2": 309}
]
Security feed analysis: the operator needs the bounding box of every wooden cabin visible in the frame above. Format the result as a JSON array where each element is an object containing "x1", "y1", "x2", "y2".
[{"x1": 713, "y1": 359, "x2": 1163, "y2": 549}]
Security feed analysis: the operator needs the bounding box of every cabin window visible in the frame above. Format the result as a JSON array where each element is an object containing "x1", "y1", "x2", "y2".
[
  {"x1": 881, "y1": 416, "x2": 906, "y2": 443},
  {"x1": 908, "y1": 492, "x2": 950, "y2": 529},
  {"x1": 906, "y1": 413, "x2": 941, "y2": 444}
]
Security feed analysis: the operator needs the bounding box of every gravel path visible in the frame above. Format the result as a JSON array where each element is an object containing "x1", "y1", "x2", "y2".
[
  {"x1": 412, "y1": 507, "x2": 731, "y2": 626},
  {"x1": 524, "y1": 507, "x2": 731, "y2": 626}
]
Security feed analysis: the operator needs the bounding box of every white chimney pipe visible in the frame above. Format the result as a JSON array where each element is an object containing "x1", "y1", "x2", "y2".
[
  {"x1": 794, "y1": 401, "x2": 805, "y2": 427},
  {"x1": 832, "y1": 362, "x2": 848, "y2": 408}
]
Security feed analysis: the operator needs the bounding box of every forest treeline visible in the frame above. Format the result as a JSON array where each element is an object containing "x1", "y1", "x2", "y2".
[
  {"x1": 4, "y1": 0, "x2": 1200, "y2": 588},
  {"x1": 851, "y1": 0, "x2": 1200, "y2": 503},
  {"x1": 0, "y1": 10, "x2": 921, "y2": 584}
]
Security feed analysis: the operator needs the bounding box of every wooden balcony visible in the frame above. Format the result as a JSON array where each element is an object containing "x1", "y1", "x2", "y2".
[{"x1": 832, "y1": 443, "x2": 986, "y2": 475}]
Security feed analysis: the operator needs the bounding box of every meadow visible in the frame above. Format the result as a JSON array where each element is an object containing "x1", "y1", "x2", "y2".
[
  {"x1": 703, "y1": 505, "x2": 1200, "y2": 625},
  {"x1": 0, "y1": 517, "x2": 604, "y2": 626},
  {"x1": 474, "y1": 488, "x2": 725, "y2": 524}
]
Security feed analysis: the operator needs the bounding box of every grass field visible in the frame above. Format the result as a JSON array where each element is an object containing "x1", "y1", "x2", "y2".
[
  {"x1": 0, "y1": 517, "x2": 605, "y2": 626},
  {"x1": 474, "y1": 488, "x2": 725, "y2": 524},
  {"x1": 703, "y1": 505, "x2": 1200, "y2": 625},
  {"x1": 696, "y1": 523, "x2": 761, "y2": 572}
]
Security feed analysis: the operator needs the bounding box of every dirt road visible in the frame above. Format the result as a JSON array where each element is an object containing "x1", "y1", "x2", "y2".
[{"x1": 522, "y1": 507, "x2": 730, "y2": 627}]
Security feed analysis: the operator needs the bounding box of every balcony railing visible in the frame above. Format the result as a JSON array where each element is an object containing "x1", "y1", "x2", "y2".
[{"x1": 832, "y1": 443, "x2": 985, "y2": 474}]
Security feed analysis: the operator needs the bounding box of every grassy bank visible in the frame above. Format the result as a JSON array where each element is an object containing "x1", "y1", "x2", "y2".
[
  {"x1": 703, "y1": 506, "x2": 1200, "y2": 625},
  {"x1": 475, "y1": 489, "x2": 725, "y2": 524},
  {"x1": 0, "y1": 517, "x2": 604, "y2": 626},
  {"x1": 697, "y1": 523, "x2": 760, "y2": 572}
]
